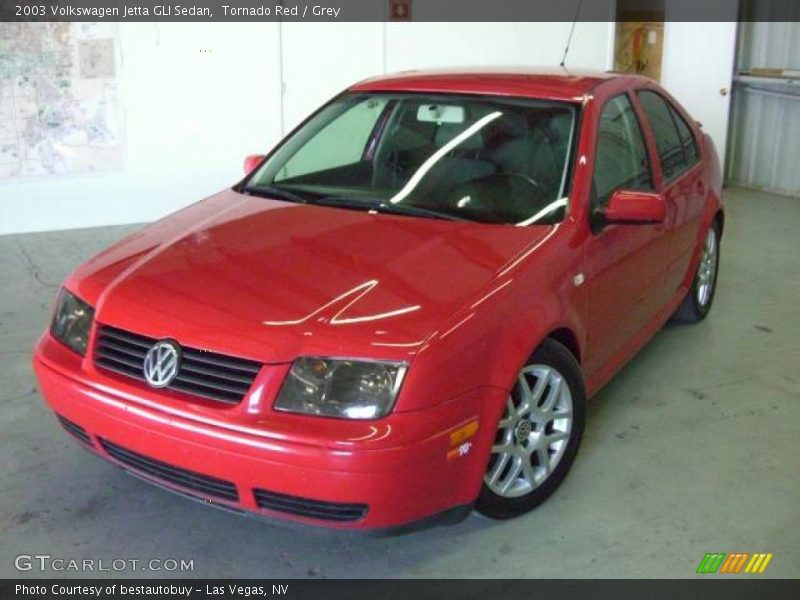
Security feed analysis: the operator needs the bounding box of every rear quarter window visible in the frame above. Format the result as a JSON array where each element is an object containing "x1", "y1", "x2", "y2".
[{"x1": 669, "y1": 104, "x2": 700, "y2": 167}]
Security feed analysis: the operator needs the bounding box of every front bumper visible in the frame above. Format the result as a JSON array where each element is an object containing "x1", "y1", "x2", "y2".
[{"x1": 33, "y1": 333, "x2": 504, "y2": 530}]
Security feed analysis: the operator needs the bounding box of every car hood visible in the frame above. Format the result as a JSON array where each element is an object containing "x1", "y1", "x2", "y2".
[{"x1": 70, "y1": 189, "x2": 552, "y2": 363}]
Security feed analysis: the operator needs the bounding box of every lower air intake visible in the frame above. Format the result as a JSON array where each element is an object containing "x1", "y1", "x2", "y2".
[
  {"x1": 98, "y1": 438, "x2": 239, "y2": 503},
  {"x1": 56, "y1": 414, "x2": 92, "y2": 445},
  {"x1": 253, "y1": 488, "x2": 368, "y2": 522}
]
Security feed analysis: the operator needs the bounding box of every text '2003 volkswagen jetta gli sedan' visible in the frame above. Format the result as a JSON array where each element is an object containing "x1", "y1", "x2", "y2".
[{"x1": 33, "y1": 68, "x2": 723, "y2": 531}]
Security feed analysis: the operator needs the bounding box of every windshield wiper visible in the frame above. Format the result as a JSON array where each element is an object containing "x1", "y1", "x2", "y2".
[
  {"x1": 313, "y1": 196, "x2": 470, "y2": 222},
  {"x1": 242, "y1": 184, "x2": 308, "y2": 205}
]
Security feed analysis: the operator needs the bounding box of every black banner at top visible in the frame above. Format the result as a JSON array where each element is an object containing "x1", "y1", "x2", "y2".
[{"x1": 1, "y1": 0, "x2": 800, "y2": 22}]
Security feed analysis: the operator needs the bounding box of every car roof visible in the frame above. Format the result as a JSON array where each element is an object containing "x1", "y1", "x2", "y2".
[{"x1": 350, "y1": 67, "x2": 647, "y2": 102}]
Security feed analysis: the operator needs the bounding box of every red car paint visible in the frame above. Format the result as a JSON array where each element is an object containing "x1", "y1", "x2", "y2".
[
  {"x1": 33, "y1": 69, "x2": 723, "y2": 530},
  {"x1": 603, "y1": 189, "x2": 667, "y2": 224}
]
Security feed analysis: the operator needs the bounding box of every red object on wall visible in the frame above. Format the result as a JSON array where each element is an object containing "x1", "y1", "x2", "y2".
[{"x1": 390, "y1": 0, "x2": 411, "y2": 20}]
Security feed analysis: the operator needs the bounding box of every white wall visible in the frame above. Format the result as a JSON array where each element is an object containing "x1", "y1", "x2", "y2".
[
  {"x1": 385, "y1": 21, "x2": 614, "y2": 73},
  {"x1": 281, "y1": 22, "x2": 616, "y2": 131},
  {"x1": 1, "y1": 23, "x2": 283, "y2": 235},
  {"x1": 1, "y1": 21, "x2": 615, "y2": 235},
  {"x1": 280, "y1": 23, "x2": 385, "y2": 132}
]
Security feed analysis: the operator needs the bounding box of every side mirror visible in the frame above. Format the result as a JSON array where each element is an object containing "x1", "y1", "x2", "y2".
[
  {"x1": 243, "y1": 154, "x2": 265, "y2": 175},
  {"x1": 601, "y1": 189, "x2": 666, "y2": 225}
]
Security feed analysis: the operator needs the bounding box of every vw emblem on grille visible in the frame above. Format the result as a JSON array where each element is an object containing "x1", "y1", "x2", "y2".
[{"x1": 143, "y1": 340, "x2": 181, "y2": 388}]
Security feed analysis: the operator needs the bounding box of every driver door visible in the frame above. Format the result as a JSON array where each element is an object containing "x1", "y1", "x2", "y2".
[{"x1": 582, "y1": 93, "x2": 671, "y2": 380}]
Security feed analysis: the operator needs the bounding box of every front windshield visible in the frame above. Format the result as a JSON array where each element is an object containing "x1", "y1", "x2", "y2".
[{"x1": 245, "y1": 93, "x2": 578, "y2": 225}]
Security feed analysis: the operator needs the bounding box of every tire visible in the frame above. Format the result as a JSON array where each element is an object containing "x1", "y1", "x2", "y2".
[
  {"x1": 672, "y1": 221, "x2": 720, "y2": 323},
  {"x1": 476, "y1": 339, "x2": 586, "y2": 519}
]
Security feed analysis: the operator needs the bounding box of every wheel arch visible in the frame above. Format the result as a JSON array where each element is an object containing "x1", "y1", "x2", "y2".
[
  {"x1": 544, "y1": 327, "x2": 582, "y2": 365},
  {"x1": 714, "y1": 208, "x2": 725, "y2": 237}
]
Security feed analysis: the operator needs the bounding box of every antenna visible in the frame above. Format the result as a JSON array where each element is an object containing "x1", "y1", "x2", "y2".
[{"x1": 560, "y1": 0, "x2": 584, "y2": 68}]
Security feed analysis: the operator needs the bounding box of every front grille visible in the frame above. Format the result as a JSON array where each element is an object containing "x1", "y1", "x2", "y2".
[
  {"x1": 57, "y1": 414, "x2": 92, "y2": 445},
  {"x1": 93, "y1": 324, "x2": 262, "y2": 404},
  {"x1": 254, "y1": 488, "x2": 368, "y2": 522},
  {"x1": 99, "y1": 438, "x2": 239, "y2": 502}
]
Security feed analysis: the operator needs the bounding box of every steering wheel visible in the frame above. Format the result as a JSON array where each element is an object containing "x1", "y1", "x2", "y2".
[
  {"x1": 494, "y1": 171, "x2": 548, "y2": 199},
  {"x1": 443, "y1": 171, "x2": 550, "y2": 223}
]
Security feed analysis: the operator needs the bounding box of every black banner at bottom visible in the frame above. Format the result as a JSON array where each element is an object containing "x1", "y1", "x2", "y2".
[{"x1": 2, "y1": 579, "x2": 799, "y2": 600}]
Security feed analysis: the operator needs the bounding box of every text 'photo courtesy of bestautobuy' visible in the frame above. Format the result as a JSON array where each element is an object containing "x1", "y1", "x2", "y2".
[
  {"x1": 1, "y1": 0, "x2": 799, "y2": 592},
  {"x1": 14, "y1": 584, "x2": 286, "y2": 597}
]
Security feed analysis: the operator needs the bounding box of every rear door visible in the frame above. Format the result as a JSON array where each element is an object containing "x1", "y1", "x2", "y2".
[{"x1": 635, "y1": 90, "x2": 705, "y2": 300}]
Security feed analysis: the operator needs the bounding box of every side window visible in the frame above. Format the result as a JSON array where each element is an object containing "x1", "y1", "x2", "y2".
[
  {"x1": 592, "y1": 94, "x2": 653, "y2": 210},
  {"x1": 669, "y1": 104, "x2": 700, "y2": 167},
  {"x1": 637, "y1": 90, "x2": 689, "y2": 182}
]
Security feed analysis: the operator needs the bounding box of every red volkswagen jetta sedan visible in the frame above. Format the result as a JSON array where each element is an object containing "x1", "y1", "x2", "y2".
[{"x1": 33, "y1": 68, "x2": 723, "y2": 531}]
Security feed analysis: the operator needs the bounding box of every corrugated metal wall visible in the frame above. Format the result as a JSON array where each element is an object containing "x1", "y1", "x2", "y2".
[{"x1": 725, "y1": 22, "x2": 800, "y2": 197}]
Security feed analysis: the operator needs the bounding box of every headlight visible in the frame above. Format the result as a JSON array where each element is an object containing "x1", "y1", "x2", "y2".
[
  {"x1": 51, "y1": 288, "x2": 95, "y2": 356},
  {"x1": 275, "y1": 357, "x2": 407, "y2": 420}
]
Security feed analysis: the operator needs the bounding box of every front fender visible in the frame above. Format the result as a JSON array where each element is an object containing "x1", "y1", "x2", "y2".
[{"x1": 396, "y1": 233, "x2": 585, "y2": 414}]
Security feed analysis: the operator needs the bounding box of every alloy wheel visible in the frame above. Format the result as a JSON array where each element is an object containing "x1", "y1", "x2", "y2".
[
  {"x1": 484, "y1": 364, "x2": 573, "y2": 498},
  {"x1": 696, "y1": 227, "x2": 718, "y2": 307}
]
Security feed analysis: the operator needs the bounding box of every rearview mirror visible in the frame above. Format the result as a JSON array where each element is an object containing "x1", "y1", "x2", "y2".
[
  {"x1": 416, "y1": 104, "x2": 465, "y2": 124},
  {"x1": 243, "y1": 154, "x2": 265, "y2": 175},
  {"x1": 601, "y1": 189, "x2": 666, "y2": 225}
]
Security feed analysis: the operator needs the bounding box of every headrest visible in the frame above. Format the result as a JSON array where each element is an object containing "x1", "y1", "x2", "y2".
[
  {"x1": 434, "y1": 123, "x2": 484, "y2": 151},
  {"x1": 494, "y1": 113, "x2": 527, "y2": 138}
]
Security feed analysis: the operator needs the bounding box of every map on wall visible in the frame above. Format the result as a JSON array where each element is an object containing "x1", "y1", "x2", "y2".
[{"x1": 0, "y1": 22, "x2": 123, "y2": 179}]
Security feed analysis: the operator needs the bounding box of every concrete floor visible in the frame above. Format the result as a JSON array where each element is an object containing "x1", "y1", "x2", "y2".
[{"x1": 1, "y1": 186, "x2": 798, "y2": 579}]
